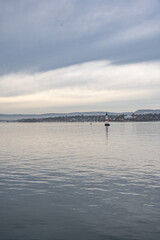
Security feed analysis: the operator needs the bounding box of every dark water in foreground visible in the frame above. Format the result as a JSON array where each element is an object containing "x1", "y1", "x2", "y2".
[{"x1": 0, "y1": 122, "x2": 160, "y2": 240}]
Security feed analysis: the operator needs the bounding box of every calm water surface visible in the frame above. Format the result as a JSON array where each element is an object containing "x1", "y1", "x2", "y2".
[{"x1": 0, "y1": 122, "x2": 160, "y2": 240}]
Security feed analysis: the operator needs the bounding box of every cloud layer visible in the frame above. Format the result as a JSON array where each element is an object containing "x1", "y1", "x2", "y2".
[
  {"x1": 0, "y1": 0, "x2": 160, "y2": 75},
  {"x1": 0, "y1": 60, "x2": 160, "y2": 113},
  {"x1": 0, "y1": 0, "x2": 160, "y2": 113}
]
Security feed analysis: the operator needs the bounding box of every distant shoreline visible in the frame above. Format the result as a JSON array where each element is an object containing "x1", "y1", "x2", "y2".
[
  {"x1": 0, "y1": 113, "x2": 159, "y2": 123},
  {"x1": 1, "y1": 110, "x2": 160, "y2": 122}
]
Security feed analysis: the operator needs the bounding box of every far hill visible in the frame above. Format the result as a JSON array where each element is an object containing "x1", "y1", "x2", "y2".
[{"x1": 134, "y1": 109, "x2": 160, "y2": 114}]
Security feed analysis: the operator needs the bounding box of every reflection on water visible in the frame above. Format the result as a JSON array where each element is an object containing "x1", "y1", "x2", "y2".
[
  {"x1": 105, "y1": 125, "x2": 109, "y2": 143},
  {"x1": 0, "y1": 122, "x2": 160, "y2": 240}
]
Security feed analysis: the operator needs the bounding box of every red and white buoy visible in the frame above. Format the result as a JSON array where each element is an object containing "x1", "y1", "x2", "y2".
[{"x1": 105, "y1": 112, "x2": 110, "y2": 126}]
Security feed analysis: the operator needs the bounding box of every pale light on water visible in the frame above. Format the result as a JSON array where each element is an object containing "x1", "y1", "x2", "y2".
[{"x1": 0, "y1": 122, "x2": 160, "y2": 240}]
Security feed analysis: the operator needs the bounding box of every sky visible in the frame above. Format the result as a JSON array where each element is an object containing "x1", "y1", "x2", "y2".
[{"x1": 0, "y1": 0, "x2": 160, "y2": 114}]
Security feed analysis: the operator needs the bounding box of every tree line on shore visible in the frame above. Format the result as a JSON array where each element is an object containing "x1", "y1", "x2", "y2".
[{"x1": 17, "y1": 113, "x2": 160, "y2": 122}]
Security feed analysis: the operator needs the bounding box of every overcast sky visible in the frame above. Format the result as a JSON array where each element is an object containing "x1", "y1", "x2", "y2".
[{"x1": 0, "y1": 0, "x2": 160, "y2": 114}]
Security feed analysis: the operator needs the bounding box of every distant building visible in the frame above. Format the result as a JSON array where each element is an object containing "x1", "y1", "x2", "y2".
[{"x1": 124, "y1": 115, "x2": 133, "y2": 120}]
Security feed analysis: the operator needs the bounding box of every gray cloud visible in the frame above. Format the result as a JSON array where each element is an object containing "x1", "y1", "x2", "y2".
[{"x1": 0, "y1": 0, "x2": 160, "y2": 75}]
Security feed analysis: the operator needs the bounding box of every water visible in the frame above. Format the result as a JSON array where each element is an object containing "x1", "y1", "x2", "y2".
[{"x1": 0, "y1": 122, "x2": 160, "y2": 240}]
